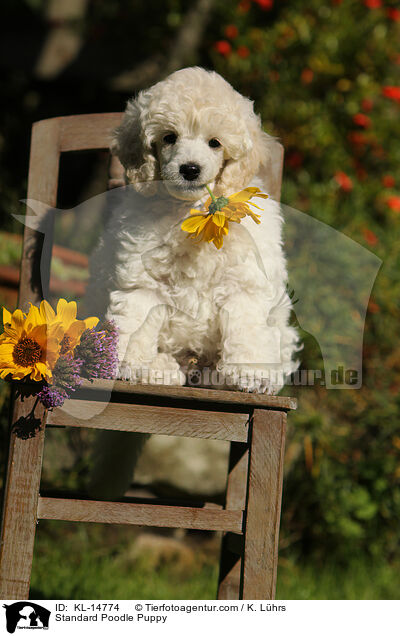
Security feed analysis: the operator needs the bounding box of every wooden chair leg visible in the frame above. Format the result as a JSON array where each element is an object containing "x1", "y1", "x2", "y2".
[
  {"x1": 241, "y1": 409, "x2": 286, "y2": 600},
  {"x1": 217, "y1": 441, "x2": 248, "y2": 599},
  {"x1": 0, "y1": 395, "x2": 47, "y2": 599}
]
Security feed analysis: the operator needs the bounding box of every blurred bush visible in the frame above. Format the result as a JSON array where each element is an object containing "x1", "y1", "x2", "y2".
[{"x1": 209, "y1": 0, "x2": 400, "y2": 561}]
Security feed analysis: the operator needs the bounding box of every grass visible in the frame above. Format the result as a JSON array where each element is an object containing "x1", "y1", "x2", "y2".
[
  {"x1": 276, "y1": 557, "x2": 400, "y2": 600},
  {"x1": 30, "y1": 522, "x2": 218, "y2": 600},
  {"x1": 29, "y1": 522, "x2": 400, "y2": 600}
]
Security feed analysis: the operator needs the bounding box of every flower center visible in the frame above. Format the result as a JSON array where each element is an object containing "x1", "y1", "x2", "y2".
[
  {"x1": 209, "y1": 196, "x2": 229, "y2": 215},
  {"x1": 13, "y1": 337, "x2": 42, "y2": 367},
  {"x1": 60, "y1": 335, "x2": 72, "y2": 354}
]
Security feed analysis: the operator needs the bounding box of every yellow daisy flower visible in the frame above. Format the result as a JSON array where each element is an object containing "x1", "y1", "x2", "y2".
[
  {"x1": 43, "y1": 298, "x2": 99, "y2": 355},
  {"x1": 181, "y1": 186, "x2": 268, "y2": 249},
  {"x1": 0, "y1": 304, "x2": 64, "y2": 382}
]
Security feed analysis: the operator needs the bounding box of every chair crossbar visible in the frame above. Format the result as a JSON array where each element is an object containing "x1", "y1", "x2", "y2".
[
  {"x1": 48, "y1": 400, "x2": 249, "y2": 442},
  {"x1": 39, "y1": 490, "x2": 224, "y2": 510},
  {"x1": 37, "y1": 497, "x2": 243, "y2": 533},
  {"x1": 77, "y1": 379, "x2": 297, "y2": 412}
]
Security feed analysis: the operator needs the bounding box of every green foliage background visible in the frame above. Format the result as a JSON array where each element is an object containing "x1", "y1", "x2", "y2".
[
  {"x1": 0, "y1": 0, "x2": 399, "y2": 589},
  {"x1": 208, "y1": 0, "x2": 400, "y2": 562}
]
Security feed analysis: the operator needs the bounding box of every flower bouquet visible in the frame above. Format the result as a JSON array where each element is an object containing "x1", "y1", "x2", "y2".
[{"x1": 0, "y1": 299, "x2": 118, "y2": 411}]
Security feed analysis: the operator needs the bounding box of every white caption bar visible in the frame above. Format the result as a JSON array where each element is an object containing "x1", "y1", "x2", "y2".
[{"x1": 1, "y1": 600, "x2": 399, "y2": 635}]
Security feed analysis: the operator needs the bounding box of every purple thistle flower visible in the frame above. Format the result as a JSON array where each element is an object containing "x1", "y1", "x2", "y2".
[
  {"x1": 75, "y1": 323, "x2": 118, "y2": 381},
  {"x1": 38, "y1": 385, "x2": 68, "y2": 409},
  {"x1": 37, "y1": 354, "x2": 83, "y2": 410},
  {"x1": 101, "y1": 319, "x2": 119, "y2": 341},
  {"x1": 52, "y1": 353, "x2": 83, "y2": 392}
]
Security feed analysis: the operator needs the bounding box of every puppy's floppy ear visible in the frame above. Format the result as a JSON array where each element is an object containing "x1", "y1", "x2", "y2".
[
  {"x1": 217, "y1": 111, "x2": 275, "y2": 195},
  {"x1": 111, "y1": 92, "x2": 158, "y2": 195}
]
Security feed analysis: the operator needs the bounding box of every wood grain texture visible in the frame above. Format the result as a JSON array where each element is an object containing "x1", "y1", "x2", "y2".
[
  {"x1": 217, "y1": 559, "x2": 242, "y2": 601},
  {"x1": 48, "y1": 400, "x2": 249, "y2": 442},
  {"x1": 37, "y1": 497, "x2": 243, "y2": 533},
  {"x1": 217, "y1": 442, "x2": 248, "y2": 600},
  {"x1": 77, "y1": 379, "x2": 297, "y2": 411},
  {"x1": 19, "y1": 117, "x2": 60, "y2": 309},
  {"x1": 242, "y1": 409, "x2": 286, "y2": 600},
  {"x1": 59, "y1": 113, "x2": 123, "y2": 151},
  {"x1": 267, "y1": 141, "x2": 284, "y2": 202},
  {"x1": 0, "y1": 398, "x2": 47, "y2": 600}
]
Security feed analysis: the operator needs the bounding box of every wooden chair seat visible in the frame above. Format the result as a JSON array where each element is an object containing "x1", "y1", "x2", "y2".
[{"x1": 0, "y1": 113, "x2": 294, "y2": 600}]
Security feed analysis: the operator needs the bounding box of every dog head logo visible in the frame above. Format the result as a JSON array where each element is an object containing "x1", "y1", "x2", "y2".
[{"x1": 3, "y1": 602, "x2": 50, "y2": 633}]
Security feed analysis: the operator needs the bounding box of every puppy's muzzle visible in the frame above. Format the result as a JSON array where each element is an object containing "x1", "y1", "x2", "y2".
[{"x1": 179, "y1": 163, "x2": 201, "y2": 181}]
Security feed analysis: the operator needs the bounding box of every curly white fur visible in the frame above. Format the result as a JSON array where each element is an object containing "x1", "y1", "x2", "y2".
[{"x1": 86, "y1": 67, "x2": 300, "y2": 394}]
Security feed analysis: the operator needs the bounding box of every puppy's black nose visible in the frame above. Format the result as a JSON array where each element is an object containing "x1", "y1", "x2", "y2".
[{"x1": 179, "y1": 163, "x2": 201, "y2": 181}]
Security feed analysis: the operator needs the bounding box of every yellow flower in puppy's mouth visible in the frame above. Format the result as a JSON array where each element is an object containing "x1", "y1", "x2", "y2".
[{"x1": 181, "y1": 185, "x2": 268, "y2": 249}]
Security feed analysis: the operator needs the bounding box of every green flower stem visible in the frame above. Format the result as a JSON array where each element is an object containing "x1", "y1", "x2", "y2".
[{"x1": 205, "y1": 184, "x2": 217, "y2": 202}]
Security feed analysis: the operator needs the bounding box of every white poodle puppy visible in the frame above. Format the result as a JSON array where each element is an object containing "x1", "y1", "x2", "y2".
[{"x1": 87, "y1": 67, "x2": 300, "y2": 394}]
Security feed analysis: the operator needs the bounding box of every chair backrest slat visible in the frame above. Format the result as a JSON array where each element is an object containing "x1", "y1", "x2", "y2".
[{"x1": 59, "y1": 113, "x2": 123, "y2": 152}]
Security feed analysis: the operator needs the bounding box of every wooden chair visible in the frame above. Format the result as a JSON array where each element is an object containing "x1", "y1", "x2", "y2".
[{"x1": 0, "y1": 114, "x2": 296, "y2": 600}]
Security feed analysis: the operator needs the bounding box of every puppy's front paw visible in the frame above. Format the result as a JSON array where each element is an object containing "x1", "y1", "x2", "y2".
[
  {"x1": 237, "y1": 373, "x2": 274, "y2": 394},
  {"x1": 216, "y1": 363, "x2": 278, "y2": 394},
  {"x1": 118, "y1": 353, "x2": 186, "y2": 386}
]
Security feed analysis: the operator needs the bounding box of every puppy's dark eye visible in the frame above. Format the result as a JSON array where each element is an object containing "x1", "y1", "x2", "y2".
[
  {"x1": 209, "y1": 138, "x2": 221, "y2": 148},
  {"x1": 163, "y1": 133, "x2": 177, "y2": 145}
]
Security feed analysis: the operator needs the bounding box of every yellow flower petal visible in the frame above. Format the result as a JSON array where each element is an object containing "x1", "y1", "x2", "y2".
[
  {"x1": 200, "y1": 219, "x2": 212, "y2": 242},
  {"x1": 39, "y1": 299, "x2": 56, "y2": 323},
  {"x1": 190, "y1": 206, "x2": 210, "y2": 215},
  {"x1": 2, "y1": 307, "x2": 12, "y2": 326},
  {"x1": 36, "y1": 361, "x2": 52, "y2": 378},
  {"x1": 228, "y1": 187, "x2": 268, "y2": 203},
  {"x1": 4, "y1": 369, "x2": 28, "y2": 380},
  {"x1": 56, "y1": 299, "x2": 77, "y2": 329},
  {"x1": 228, "y1": 188, "x2": 259, "y2": 203},
  {"x1": 64, "y1": 321, "x2": 87, "y2": 351},
  {"x1": 248, "y1": 201, "x2": 263, "y2": 210},
  {"x1": 84, "y1": 317, "x2": 99, "y2": 330},
  {"x1": 181, "y1": 215, "x2": 209, "y2": 233},
  {"x1": 0, "y1": 325, "x2": 18, "y2": 340},
  {"x1": 247, "y1": 209, "x2": 262, "y2": 224},
  {"x1": 203, "y1": 197, "x2": 212, "y2": 211},
  {"x1": 28, "y1": 323, "x2": 48, "y2": 346},
  {"x1": 30, "y1": 365, "x2": 44, "y2": 381},
  {"x1": 11, "y1": 309, "x2": 26, "y2": 337},
  {"x1": 212, "y1": 212, "x2": 226, "y2": 227},
  {"x1": 0, "y1": 368, "x2": 13, "y2": 379},
  {"x1": 24, "y1": 304, "x2": 42, "y2": 331},
  {"x1": 0, "y1": 343, "x2": 15, "y2": 360},
  {"x1": 213, "y1": 234, "x2": 224, "y2": 249}
]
